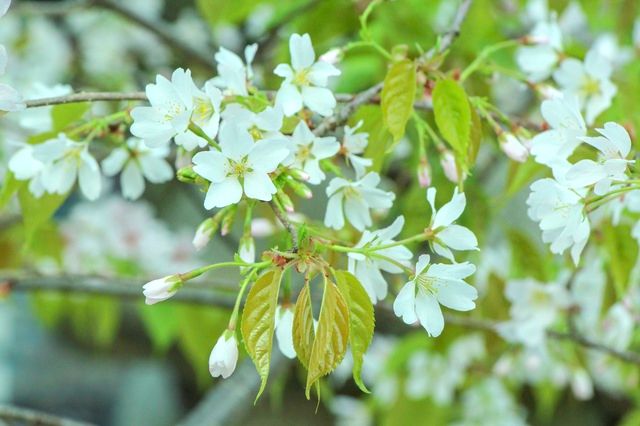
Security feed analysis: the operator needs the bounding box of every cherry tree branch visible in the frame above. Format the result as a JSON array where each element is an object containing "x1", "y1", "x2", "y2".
[
  {"x1": 90, "y1": 0, "x2": 215, "y2": 72},
  {"x1": 269, "y1": 201, "x2": 299, "y2": 252},
  {"x1": 25, "y1": 92, "x2": 147, "y2": 108},
  {"x1": 0, "y1": 404, "x2": 95, "y2": 426}
]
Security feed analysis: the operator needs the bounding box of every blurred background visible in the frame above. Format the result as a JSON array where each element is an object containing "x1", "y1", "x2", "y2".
[{"x1": 1, "y1": 0, "x2": 640, "y2": 425}]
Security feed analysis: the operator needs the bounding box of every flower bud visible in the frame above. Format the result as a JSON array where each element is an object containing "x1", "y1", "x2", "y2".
[
  {"x1": 251, "y1": 218, "x2": 277, "y2": 237},
  {"x1": 142, "y1": 275, "x2": 182, "y2": 305},
  {"x1": 536, "y1": 84, "x2": 562, "y2": 100},
  {"x1": 209, "y1": 333, "x2": 238, "y2": 379},
  {"x1": 319, "y1": 48, "x2": 343, "y2": 65},
  {"x1": 220, "y1": 205, "x2": 237, "y2": 236},
  {"x1": 417, "y1": 157, "x2": 432, "y2": 188},
  {"x1": 275, "y1": 305, "x2": 296, "y2": 359},
  {"x1": 499, "y1": 133, "x2": 529, "y2": 163},
  {"x1": 238, "y1": 235, "x2": 256, "y2": 264},
  {"x1": 276, "y1": 190, "x2": 295, "y2": 213},
  {"x1": 285, "y1": 178, "x2": 313, "y2": 199},
  {"x1": 288, "y1": 168, "x2": 310, "y2": 182},
  {"x1": 440, "y1": 151, "x2": 459, "y2": 183},
  {"x1": 176, "y1": 166, "x2": 197, "y2": 183},
  {"x1": 193, "y1": 217, "x2": 219, "y2": 250}
]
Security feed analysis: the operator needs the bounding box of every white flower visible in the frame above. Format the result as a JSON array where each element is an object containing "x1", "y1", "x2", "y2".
[
  {"x1": 210, "y1": 44, "x2": 258, "y2": 96},
  {"x1": 142, "y1": 275, "x2": 181, "y2": 305},
  {"x1": 18, "y1": 83, "x2": 72, "y2": 132},
  {"x1": 0, "y1": 82, "x2": 24, "y2": 112},
  {"x1": 565, "y1": 122, "x2": 632, "y2": 195},
  {"x1": 553, "y1": 49, "x2": 617, "y2": 125},
  {"x1": 238, "y1": 235, "x2": 255, "y2": 264},
  {"x1": 274, "y1": 33, "x2": 341, "y2": 117},
  {"x1": 192, "y1": 124, "x2": 289, "y2": 208},
  {"x1": 591, "y1": 34, "x2": 632, "y2": 70},
  {"x1": 132, "y1": 69, "x2": 223, "y2": 150},
  {"x1": 0, "y1": 0, "x2": 11, "y2": 17},
  {"x1": 221, "y1": 103, "x2": 283, "y2": 136},
  {"x1": 209, "y1": 333, "x2": 239, "y2": 379},
  {"x1": 275, "y1": 305, "x2": 296, "y2": 359},
  {"x1": 497, "y1": 278, "x2": 571, "y2": 347},
  {"x1": 17, "y1": 134, "x2": 102, "y2": 200},
  {"x1": 330, "y1": 396, "x2": 372, "y2": 426},
  {"x1": 499, "y1": 133, "x2": 529, "y2": 163},
  {"x1": 101, "y1": 138, "x2": 173, "y2": 200},
  {"x1": 527, "y1": 178, "x2": 590, "y2": 264},
  {"x1": 324, "y1": 172, "x2": 395, "y2": 231},
  {"x1": 516, "y1": 19, "x2": 563, "y2": 82},
  {"x1": 440, "y1": 150, "x2": 460, "y2": 183},
  {"x1": 342, "y1": 121, "x2": 372, "y2": 178},
  {"x1": 426, "y1": 187, "x2": 478, "y2": 262},
  {"x1": 393, "y1": 255, "x2": 477, "y2": 337},
  {"x1": 130, "y1": 68, "x2": 197, "y2": 147},
  {"x1": 530, "y1": 96, "x2": 586, "y2": 174},
  {"x1": 347, "y1": 216, "x2": 413, "y2": 303},
  {"x1": 284, "y1": 120, "x2": 339, "y2": 184}
]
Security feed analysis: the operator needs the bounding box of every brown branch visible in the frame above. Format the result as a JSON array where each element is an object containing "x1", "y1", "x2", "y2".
[
  {"x1": 269, "y1": 201, "x2": 299, "y2": 252},
  {"x1": 425, "y1": 0, "x2": 474, "y2": 59},
  {"x1": 90, "y1": 0, "x2": 215, "y2": 72},
  {"x1": 0, "y1": 404, "x2": 95, "y2": 426},
  {"x1": 25, "y1": 92, "x2": 147, "y2": 109}
]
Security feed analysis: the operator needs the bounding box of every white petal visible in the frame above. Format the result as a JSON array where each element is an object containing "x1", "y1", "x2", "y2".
[
  {"x1": 289, "y1": 33, "x2": 315, "y2": 71},
  {"x1": 301, "y1": 86, "x2": 336, "y2": 117},
  {"x1": 204, "y1": 177, "x2": 242, "y2": 209},
  {"x1": 433, "y1": 190, "x2": 466, "y2": 229},
  {"x1": 275, "y1": 83, "x2": 303, "y2": 117},
  {"x1": 219, "y1": 124, "x2": 253, "y2": 161},
  {"x1": 324, "y1": 192, "x2": 345, "y2": 229},
  {"x1": 121, "y1": 161, "x2": 145, "y2": 200},
  {"x1": 437, "y1": 224, "x2": 478, "y2": 251},
  {"x1": 243, "y1": 171, "x2": 277, "y2": 201},
  {"x1": 393, "y1": 281, "x2": 417, "y2": 324},
  {"x1": 415, "y1": 290, "x2": 444, "y2": 337},
  {"x1": 248, "y1": 140, "x2": 288, "y2": 172},
  {"x1": 193, "y1": 150, "x2": 228, "y2": 183},
  {"x1": 101, "y1": 148, "x2": 129, "y2": 176},
  {"x1": 138, "y1": 155, "x2": 173, "y2": 183},
  {"x1": 79, "y1": 152, "x2": 101, "y2": 200}
]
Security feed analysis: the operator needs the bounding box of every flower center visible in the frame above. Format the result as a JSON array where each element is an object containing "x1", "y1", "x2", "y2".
[
  {"x1": 192, "y1": 97, "x2": 214, "y2": 124},
  {"x1": 227, "y1": 158, "x2": 252, "y2": 177},
  {"x1": 293, "y1": 68, "x2": 311, "y2": 86},
  {"x1": 343, "y1": 185, "x2": 361, "y2": 199},
  {"x1": 581, "y1": 76, "x2": 601, "y2": 96},
  {"x1": 415, "y1": 273, "x2": 438, "y2": 295},
  {"x1": 295, "y1": 144, "x2": 313, "y2": 163},
  {"x1": 163, "y1": 101, "x2": 186, "y2": 122}
]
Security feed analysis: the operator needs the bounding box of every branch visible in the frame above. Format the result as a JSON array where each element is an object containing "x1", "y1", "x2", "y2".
[
  {"x1": 0, "y1": 404, "x2": 95, "y2": 426},
  {"x1": 25, "y1": 92, "x2": 147, "y2": 109},
  {"x1": 90, "y1": 0, "x2": 215, "y2": 73},
  {"x1": 425, "y1": 0, "x2": 473, "y2": 59},
  {"x1": 177, "y1": 353, "x2": 290, "y2": 426},
  {"x1": 269, "y1": 201, "x2": 299, "y2": 252}
]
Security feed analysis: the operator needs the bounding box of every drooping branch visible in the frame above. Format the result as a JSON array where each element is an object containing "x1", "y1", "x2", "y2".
[
  {"x1": 6, "y1": 271, "x2": 640, "y2": 366},
  {"x1": 90, "y1": 0, "x2": 216, "y2": 72},
  {"x1": 0, "y1": 404, "x2": 95, "y2": 426}
]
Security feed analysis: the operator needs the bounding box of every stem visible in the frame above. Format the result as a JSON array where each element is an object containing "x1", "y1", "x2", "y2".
[
  {"x1": 324, "y1": 232, "x2": 430, "y2": 254},
  {"x1": 189, "y1": 123, "x2": 220, "y2": 150},
  {"x1": 228, "y1": 269, "x2": 258, "y2": 330},
  {"x1": 180, "y1": 260, "x2": 270, "y2": 282},
  {"x1": 460, "y1": 39, "x2": 520, "y2": 82},
  {"x1": 585, "y1": 185, "x2": 640, "y2": 212},
  {"x1": 67, "y1": 110, "x2": 130, "y2": 138},
  {"x1": 25, "y1": 92, "x2": 146, "y2": 109},
  {"x1": 269, "y1": 201, "x2": 299, "y2": 252},
  {"x1": 369, "y1": 253, "x2": 414, "y2": 275}
]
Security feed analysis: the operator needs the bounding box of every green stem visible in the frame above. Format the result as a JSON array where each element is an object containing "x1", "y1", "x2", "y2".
[
  {"x1": 460, "y1": 39, "x2": 520, "y2": 82},
  {"x1": 585, "y1": 185, "x2": 640, "y2": 212},
  {"x1": 323, "y1": 232, "x2": 429, "y2": 254},
  {"x1": 227, "y1": 269, "x2": 258, "y2": 330},
  {"x1": 344, "y1": 40, "x2": 392, "y2": 60},
  {"x1": 179, "y1": 260, "x2": 270, "y2": 282},
  {"x1": 189, "y1": 122, "x2": 220, "y2": 150},
  {"x1": 67, "y1": 110, "x2": 129, "y2": 138}
]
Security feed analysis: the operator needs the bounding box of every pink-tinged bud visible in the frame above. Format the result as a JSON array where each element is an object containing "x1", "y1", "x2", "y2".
[
  {"x1": 499, "y1": 133, "x2": 529, "y2": 163},
  {"x1": 209, "y1": 333, "x2": 238, "y2": 379},
  {"x1": 440, "y1": 151, "x2": 459, "y2": 183},
  {"x1": 276, "y1": 191, "x2": 295, "y2": 213},
  {"x1": 142, "y1": 275, "x2": 182, "y2": 305},
  {"x1": 220, "y1": 206, "x2": 237, "y2": 236},
  {"x1": 417, "y1": 157, "x2": 432, "y2": 188},
  {"x1": 319, "y1": 48, "x2": 342, "y2": 65},
  {"x1": 289, "y1": 168, "x2": 310, "y2": 181}
]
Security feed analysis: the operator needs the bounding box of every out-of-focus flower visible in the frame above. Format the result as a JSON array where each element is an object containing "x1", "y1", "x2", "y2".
[
  {"x1": 275, "y1": 305, "x2": 296, "y2": 359},
  {"x1": 221, "y1": 103, "x2": 283, "y2": 136},
  {"x1": 341, "y1": 121, "x2": 372, "y2": 178},
  {"x1": 499, "y1": 133, "x2": 529, "y2": 162},
  {"x1": 440, "y1": 150, "x2": 459, "y2": 183},
  {"x1": 211, "y1": 44, "x2": 258, "y2": 96},
  {"x1": 516, "y1": 18, "x2": 563, "y2": 82}
]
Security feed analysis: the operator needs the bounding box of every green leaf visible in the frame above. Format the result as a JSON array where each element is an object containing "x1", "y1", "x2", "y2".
[
  {"x1": 138, "y1": 303, "x2": 180, "y2": 353},
  {"x1": 351, "y1": 105, "x2": 393, "y2": 172},
  {"x1": 602, "y1": 220, "x2": 638, "y2": 297},
  {"x1": 381, "y1": 59, "x2": 416, "y2": 143},
  {"x1": 334, "y1": 270, "x2": 374, "y2": 393},
  {"x1": 432, "y1": 78, "x2": 471, "y2": 158},
  {"x1": 292, "y1": 283, "x2": 315, "y2": 369},
  {"x1": 69, "y1": 296, "x2": 121, "y2": 348},
  {"x1": 17, "y1": 187, "x2": 68, "y2": 246},
  {"x1": 51, "y1": 102, "x2": 90, "y2": 131},
  {"x1": 305, "y1": 280, "x2": 349, "y2": 399},
  {"x1": 196, "y1": 0, "x2": 264, "y2": 25},
  {"x1": 467, "y1": 105, "x2": 482, "y2": 166},
  {"x1": 0, "y1": 171, "x2": 24, "y2": 209},
  {"x1": 241, "y1": 268, "x2": 283, "y2": 401}
]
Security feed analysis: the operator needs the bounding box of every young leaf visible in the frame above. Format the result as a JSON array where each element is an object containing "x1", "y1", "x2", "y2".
[
  {"x1": 468, "y1": 106, "x2": 482, "y2": 166},
  {"x1": 381, "y1": 59, "x2": 416, "y2": 143},
  {"x1": 17, "y1": 187, "x2": 68, "y2": 246},
  {"x1": 241, "y1": 268, "x2": 283, "y2": 401},
  {"x1": 292, "y1": 283, "x2": 315, "y2": 369},
  {"x1": 351, "y1": 105, "x2": 393, "y2": 172},
  {"x1": 335, "y1": 270, "x2": 375, "y2": 393},
  {"x1": 0, "y1": 171, "x2": 24, "y2": 209},
  {"x1": 305, "y1": 280, "x2": 349, "y2": 399},
  {"x1": 432, "y1": 78, "x2": 471, "y2": 159}
]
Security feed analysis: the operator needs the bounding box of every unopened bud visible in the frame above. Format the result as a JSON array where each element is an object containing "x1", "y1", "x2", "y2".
[
  {"x1": 536, "y1": 84, "x2": 562, "y2": 99},
  {"x1": 319, "y1": 48, "x2": 342, "y2": 65},
  {"x1": 288, "y1": 168, "x2": 310, "y2": 181},
  {"x1": 499, "y1": 133, "x2": 529, "y2": 163},
  {"x1": 440, "y1": 151, "x2": 459, "y2": 183},
  {"x1": 238, "y1": 235, "x2": 256, "y2": 264},
  {"x1": 285, "y1": 177, "x2": 313, "y2": 199},
  {"x1": 192, "y1": 216, "x2": 220, "y2": 250},
  {"x1": 276, "y1": 190, "x2": 295, "y2": 213},
  {"x1": 417, "y1": 156, "x2": 432, "y2": 188},
  {"x1": 177, "y1": 166, "x2": 198, "y2": 183}
]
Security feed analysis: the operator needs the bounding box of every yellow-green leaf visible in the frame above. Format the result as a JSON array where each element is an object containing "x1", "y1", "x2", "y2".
[
  {"x1": 241, "y1": 269, "x2": 283, "y2": 401},
  {"x1": 381, "y1": 59, "x2": 416, "y2": 143},
  {"x1": 17, "y1": 187, "x2": 68, "y2": 246},
  {"x1": 0, "y1": 171, "x2": 24, "y2": 209},
  {"x1": 292, "y1": 283, "x2": 314, "y2": 369},
  {"x1": 51, "y1": 102, "x2": 90, "y2": 131},
  {"x1": 468, "y1": 106, "x2": 482, "y2": 166},
  {"x1": 305, "y1": 280, "x2": 349, "y2": 399},
  {"x1": 335, "y1": 270, "x2": 374, "y2": 393},
  {"x1": 352, "y1": 105, "x2": 393, "y2": 172},
  {"x1": 432, "y1": 78, "x2": 471, "y2": 158}
]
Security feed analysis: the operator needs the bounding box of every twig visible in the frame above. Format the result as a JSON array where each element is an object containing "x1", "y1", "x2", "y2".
[
  {"x1": 444, "y1": 315, "x2": 640, "y2": 366},
  {"x1": 25, "y1": 92, "x2": 147, "y2": 109},
  {"x1": 177, "y1": 352, "x2": 289, "y2": 426},
  {"x1": 0, "y1": 404, "x2": 95, "y2": 426},
  {"x1": 90, "y1": 0, "x2": 215, "y2": 72},
  {"x1": 424, "y1": 0, "x2": 474, "y2": 59},
  {"x1": 269, "y1": 201, "x2": 299, "y2": 252}
]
